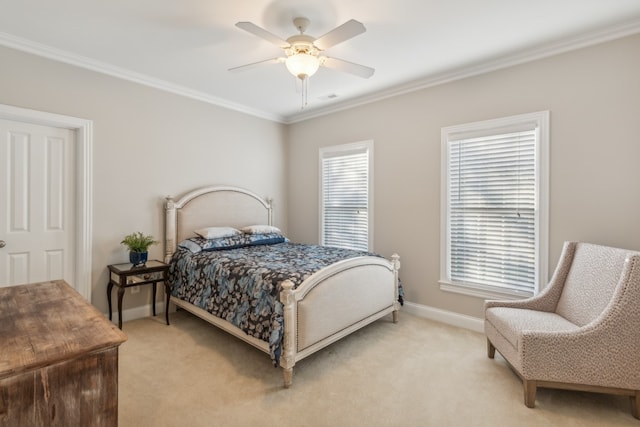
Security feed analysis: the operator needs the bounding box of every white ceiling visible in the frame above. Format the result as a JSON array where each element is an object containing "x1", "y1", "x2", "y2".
[{"x1": 1, "y1": 1, "x2": 640, "y2": 123}]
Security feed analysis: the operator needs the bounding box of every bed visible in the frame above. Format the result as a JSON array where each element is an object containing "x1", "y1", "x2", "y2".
[{"x1": 164, "y1": 185, "x2": 400, "y2": 386}]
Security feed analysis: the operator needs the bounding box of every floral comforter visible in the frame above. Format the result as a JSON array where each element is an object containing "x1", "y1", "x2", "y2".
[{"x1": 168, "y1": 242, "x2": 384, "y2": 365}]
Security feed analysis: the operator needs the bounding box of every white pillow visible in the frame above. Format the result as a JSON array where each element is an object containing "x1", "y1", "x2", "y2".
[
  {"x1": 194, "y1": 226, "x2": 240, "y2": 239},
  {"x1": 240, "y1": 225, "x2": 282, "y2": 235}
]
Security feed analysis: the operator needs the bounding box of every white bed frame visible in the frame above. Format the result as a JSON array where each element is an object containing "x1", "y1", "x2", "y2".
[{"x1": 164, "y1": 185, "x2": 400, "y2": 386}]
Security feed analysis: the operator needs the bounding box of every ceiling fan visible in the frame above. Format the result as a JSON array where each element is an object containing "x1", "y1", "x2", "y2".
[{"x1": 230, "y1": 17, "x2": 375, "y2": 107}]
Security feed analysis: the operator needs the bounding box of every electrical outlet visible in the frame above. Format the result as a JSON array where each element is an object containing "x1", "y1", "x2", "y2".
[{"x1": 131, "y1": 285, "x2": 140, "y2": 294}]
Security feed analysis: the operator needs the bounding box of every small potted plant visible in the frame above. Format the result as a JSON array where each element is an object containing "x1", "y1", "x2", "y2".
[{"x1": 121, "y1": 231, "x2": 159, "y2": 267}]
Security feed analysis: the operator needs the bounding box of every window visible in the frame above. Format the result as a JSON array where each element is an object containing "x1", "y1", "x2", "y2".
[
  {"x1": 440, "y1": 112, "x2": 549, "y2": 299},
  {"x1": 319, "y1": 141, "x2": 373, "y2": 251}
]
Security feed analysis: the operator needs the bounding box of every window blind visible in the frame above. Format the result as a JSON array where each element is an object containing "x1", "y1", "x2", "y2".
[
  {"x1": 321, "y1": 149, "x2": 369, "y2": 251},
  {"x1": 448, "y1": 129, "x2": 537, "y2": 294}
]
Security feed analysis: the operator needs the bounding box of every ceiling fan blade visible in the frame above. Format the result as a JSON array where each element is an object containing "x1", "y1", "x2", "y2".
[
  {"x1": 314, "y1": 19, "x2": 366, "y2": 50},
  {"x1": 321, "y1": 56, "x2": 375, "y2": 79},
  {"x1": 228, "y1": 57, "x2": 285, "y2": 72},
  {"x1": 235, "y1": 22, "x2": 289, "y2": 48}
]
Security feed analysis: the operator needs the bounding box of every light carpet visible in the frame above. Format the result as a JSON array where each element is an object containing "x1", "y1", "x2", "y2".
[{"x1": 118, "y1": 310, "x2": 636, "y2": 426}]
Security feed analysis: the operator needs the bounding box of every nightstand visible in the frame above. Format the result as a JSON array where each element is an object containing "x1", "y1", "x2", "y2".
[{"x1": 107, "y1": 260, "x2": 170, "y2": 329}]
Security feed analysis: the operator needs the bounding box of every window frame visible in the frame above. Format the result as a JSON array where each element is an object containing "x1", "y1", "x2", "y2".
[
  {"x1": 319, "y1": 140, "x2": 374, "y2": 251},
  {"x1": 440, "y1": 111, "x2": 549, "y2": 299}
]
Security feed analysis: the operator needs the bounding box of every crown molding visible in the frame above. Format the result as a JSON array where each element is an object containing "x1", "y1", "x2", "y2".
[
  {"x1": 285, "y1": 17, "x2": 640, "y2": 124},
  {"x1": 2, "y1": 16, "x2": 640, "y2": 126},
  {"x1": 0, "y1": 31, "x2": 287, "y2": 123}
]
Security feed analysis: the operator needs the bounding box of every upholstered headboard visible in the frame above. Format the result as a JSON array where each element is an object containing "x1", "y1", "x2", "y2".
[{"x1": 164, "y1": 186, "x2": 272, "y2": 262}]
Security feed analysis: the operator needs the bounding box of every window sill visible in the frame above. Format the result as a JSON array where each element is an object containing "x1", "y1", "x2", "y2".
[{"x1": 439, "y1": 280, "x2": 533, "y2": 301}]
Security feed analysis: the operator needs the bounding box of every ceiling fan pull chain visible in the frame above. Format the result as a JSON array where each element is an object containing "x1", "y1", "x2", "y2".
[{"x1": 301, "y1": 76, "x2": 308, "y2": 109}]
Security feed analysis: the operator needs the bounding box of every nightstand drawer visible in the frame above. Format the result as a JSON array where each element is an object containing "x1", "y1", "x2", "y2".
[
  {"x1": 109, "y1": 271, "x2": 164, "y2": 284},
  {"x1": 127, "y1": 271, "x2": 164, "y2": 284}
]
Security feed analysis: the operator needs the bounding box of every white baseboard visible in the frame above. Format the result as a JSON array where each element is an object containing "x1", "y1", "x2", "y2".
[
  {"x1": 402, "y1": 301, "x2": 484, "y2": 333},
  {"x1": 105, "y1": 301, "x2": 166, "y2": 326},
  {"x1": 106, "y1": 300, "x2": 484, "y2": 334}
]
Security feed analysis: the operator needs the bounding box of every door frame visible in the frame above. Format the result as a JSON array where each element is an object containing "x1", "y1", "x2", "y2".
[{"x1": 0, "y1": 103, "x2": 93, "y2": 301}]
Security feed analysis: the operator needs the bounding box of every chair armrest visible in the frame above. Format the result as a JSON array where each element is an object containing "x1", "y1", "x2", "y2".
[
  {"x1": 485, "y1": 241, "x2": 577, "y2": 313},
  {"x1": 520, "y1": 322, "x2": 640, "y2": 389}
]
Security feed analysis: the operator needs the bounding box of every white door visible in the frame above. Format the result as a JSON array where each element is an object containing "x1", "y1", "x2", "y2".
[{"x1": 0, "y1": 118, "x2": 75, "y2": 287}]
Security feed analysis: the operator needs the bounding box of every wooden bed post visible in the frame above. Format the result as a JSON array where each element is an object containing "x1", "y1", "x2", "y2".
[
  {"x1": 266, "y1": 197, "x2": 273, "y2": 226},
  {"x1": 164, "y1": 196, "x2": 177, "y2": 264},
  {"x1": 280, "y1": 280, "x2": 296, "y2": 387},
  {"x1": 391, "y1": 253, "x2": 401, "y2": 323}
]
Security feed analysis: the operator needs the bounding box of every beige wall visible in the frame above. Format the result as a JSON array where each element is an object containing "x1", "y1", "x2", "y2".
[
  {"x1": 2, "y1": 33, "x2": 639, "y2": 322},
  {"x1": 0, "y1": 45, "x2": 288, "y2": 315},
  {"x1": 287, "y1": 33, "x2": 640, "y2": 318}
]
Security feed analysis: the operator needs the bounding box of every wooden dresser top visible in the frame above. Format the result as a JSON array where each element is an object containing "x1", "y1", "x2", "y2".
[{"x1": 0, "y1": 280, "x2": 127, "y2": 379}]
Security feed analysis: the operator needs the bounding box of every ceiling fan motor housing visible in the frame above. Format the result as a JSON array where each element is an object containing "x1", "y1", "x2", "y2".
[{"x1": 286, "y1": 35, "x2": 319, "y2": 57}]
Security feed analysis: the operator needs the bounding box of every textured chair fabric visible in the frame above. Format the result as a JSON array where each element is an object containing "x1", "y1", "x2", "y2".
[{"x1": 484, "y1": 241, "x2": 640, "y2": 419}]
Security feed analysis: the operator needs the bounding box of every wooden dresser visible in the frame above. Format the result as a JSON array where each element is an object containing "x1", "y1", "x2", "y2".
[{"x1": 0, "y1": 280, "x2": 127, "y2": 426}]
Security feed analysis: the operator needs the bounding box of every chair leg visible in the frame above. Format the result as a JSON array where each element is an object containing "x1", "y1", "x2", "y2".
[
  {"x1": 631, "y1": 391, "x2": 640, "y2": 420},
  {"x1": 523, "y1": 379, "x2": 537, "y2": 408},
  {"x1": 487, "y1": 339, "x2": 496, "y2": 359}
]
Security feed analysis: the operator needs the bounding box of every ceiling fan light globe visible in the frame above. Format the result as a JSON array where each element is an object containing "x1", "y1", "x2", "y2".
[{"x1": 285, "y1": 53, "x2": 320, "y2": 79}]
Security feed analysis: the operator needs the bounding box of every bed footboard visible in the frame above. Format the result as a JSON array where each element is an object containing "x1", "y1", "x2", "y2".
[{"x1": 279, "y1": 254, "x2": 400, "y2": 387}]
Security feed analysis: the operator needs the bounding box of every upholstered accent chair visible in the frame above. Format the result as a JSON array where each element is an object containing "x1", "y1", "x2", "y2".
[{"x1": 484, "y1": 241, "x2": 640, "y2": 419}]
